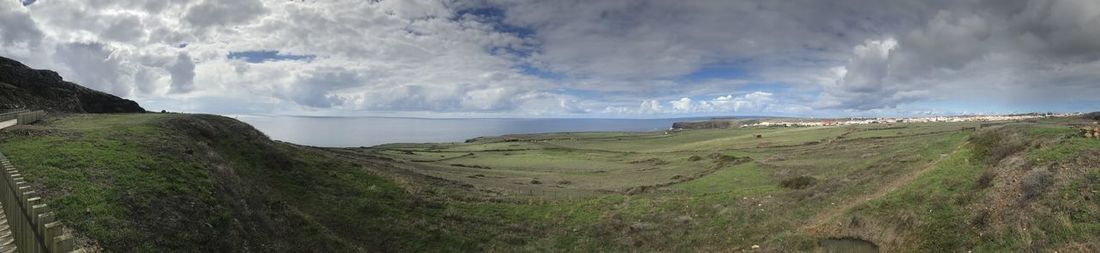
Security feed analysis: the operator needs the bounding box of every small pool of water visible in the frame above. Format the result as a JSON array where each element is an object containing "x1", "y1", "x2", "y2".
[{"x1": 818, "y1": 238, "x2": 879, "y2": 253}]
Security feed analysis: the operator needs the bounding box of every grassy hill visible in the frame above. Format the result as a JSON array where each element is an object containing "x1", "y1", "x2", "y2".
[
  {"x1": 0, "y1": 114, "x2": 1098, "y2": 252},
  {"x1": 0, "y1": 114, "x2": 507, "y2": 251}
]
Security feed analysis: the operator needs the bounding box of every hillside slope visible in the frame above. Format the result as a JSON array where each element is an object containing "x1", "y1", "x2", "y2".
[
  {"x1": 355, "y1": 120, "x2": 1100, "y2": 252},
  {"x1": 1, "y1": 112, "x2": 1096, "y2": 252},
  {"x1": 0, "y1": 56, "x2": 144, "y2": 113},
  {"x1": 0, "y1": 114, "x2": 500, "y2": 251}
]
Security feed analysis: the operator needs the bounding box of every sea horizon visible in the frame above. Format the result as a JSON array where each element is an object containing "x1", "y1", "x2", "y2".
[{"x1": 233, "y1": 115, "x2": 718, "y2": 147}]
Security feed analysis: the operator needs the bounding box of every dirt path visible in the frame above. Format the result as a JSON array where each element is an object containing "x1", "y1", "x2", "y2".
[{"x1": 802, "y1": 144, "x2": 965, "y2": 231}]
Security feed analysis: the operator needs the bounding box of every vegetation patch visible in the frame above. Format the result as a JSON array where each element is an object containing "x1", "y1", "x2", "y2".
[
  {"x1": 1020, "y1": 168, "x2": 1052, "y2": 200},
  {"x1": 0, "y1": 114, "x2": 507, "y2": 251},
  {"x1": 7, "y1": 115, "x2": 1098, "y2": 251},
  {"x1": 779, "y1": 176, "x2": 818, "y2": 189},
  {"x1": 969, "y1": 127, "x2": 1029, "y2": 165}
]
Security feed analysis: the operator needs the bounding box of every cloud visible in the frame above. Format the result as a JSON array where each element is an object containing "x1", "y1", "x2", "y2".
[
  {"x1": 492, "y1": 0, "x2": 938, "y2": 81},
  {"x1": 638, "y1": 100, "x2": 663, "y2": 114},
  {"x1": 183, "y1": 0, "x2": 268, "y2": 28},
  {"x1": 818, "y1": 0, "x2": 1100, "y2": 110},
  {"x1": 52, "y1": 42, "x2": 130, "y2": 96},
  {"x1": 667, "y1": 92, "x2": 778, "y2": 113},
  {"x1": 817, "y1": 39, "x2": 912, "y2": 110},
  {"x1": 0, "y1": 0, "x2": 43, "y2": 46},
  {"x1": 0, "y1": 0, "x2": 1098, "y2": 117},
  {"x1": 670, "y1": 97, "x2": 693, "y2": 111},
  {"x1": 168, "y1": 52, "x2": 195, "y2": 93}
]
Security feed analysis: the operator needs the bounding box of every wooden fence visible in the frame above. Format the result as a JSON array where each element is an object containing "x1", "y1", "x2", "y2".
[
  {"x1": 0, "y1": 111, "x2": 46, "y2": 126},
  {"x1": 0, "y1": 110, "x2": 76, "y2": 253},
  {"x1": 0, "y1": 154, "x2": 75, "y2": 253}
]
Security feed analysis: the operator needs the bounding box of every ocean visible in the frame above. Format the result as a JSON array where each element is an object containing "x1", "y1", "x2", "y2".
[{"x1": 234, "y1": 115, "x2": 698, "y2": 147}]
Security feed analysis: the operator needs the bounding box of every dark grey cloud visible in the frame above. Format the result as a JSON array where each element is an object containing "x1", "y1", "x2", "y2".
[
  {"x1": 100, "y1": 14, "x2": 145, "y2": 42},
  {"x1": 491, "y1": 0, "x2": 949, "y2": 80},
  {"x1": 168, "y1": 52, "x2": 195, "y2": 93},
  {"x1": 820, "y1": 0, "x2": 1100, "y2": 110},
  {"x1": 0, "y1": 1, "x2": 43, "y2": 46},
  {"x1": 184, "y1": 0, "x2": 267, "y2": 28},
  {"x1": 53, "y1": 42, "x2": 129, "y2": 96}
]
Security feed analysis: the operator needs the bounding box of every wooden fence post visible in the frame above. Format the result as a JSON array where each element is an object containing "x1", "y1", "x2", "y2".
[{"x1": 0, "y1": 150, "x2": 78, "y2": 253}]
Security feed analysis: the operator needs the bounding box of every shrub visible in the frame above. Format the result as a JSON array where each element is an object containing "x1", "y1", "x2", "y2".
[
  {"x1": 969, "y1": 209, "x2": 991, "y2": 228},
  {"x1": 780, "y1": 176, "x2": 818, "y2": 189},
  {"x1": 1021, "y1": 168, "x2": 1052, "y2": 200},
  {"x1": 709, "y1": 153, "x2": 753, "y2": 164},
  {"x1": 969, "y1": 128, "x2": 1028, "y2": 165},
  {"x1": 974, "y1": 170, "x2": 995, "y2": 189}
]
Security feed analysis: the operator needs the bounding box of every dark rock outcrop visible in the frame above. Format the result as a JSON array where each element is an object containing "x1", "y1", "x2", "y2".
[
  {"x1": 0, "y1": 56, "x2": 144, "y2": 113},
  {"x1": 672, "y1": 119, "x2": 759, "y2": 129},
  {"x1": 1084, "y1": 112, "x2": 1100, "y2": 121},
  {"x1": 673, "y1": 120, "x2": 733, "y2": 129}
]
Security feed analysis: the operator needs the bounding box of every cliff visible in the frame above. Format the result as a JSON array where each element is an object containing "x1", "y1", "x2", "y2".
[
  {"x1": 672, "y1": 119, "x2": 759, "y2": 129},
  {"x1": 0, "y1": 56, "x2": 145, "y2": 113}
]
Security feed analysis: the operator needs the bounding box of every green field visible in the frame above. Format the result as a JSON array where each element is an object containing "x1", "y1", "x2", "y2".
[
  {"x1": 354, "y1": 119, "x2": 1100, "y2": 252},
  {"x1": 1, "y1": 114, "x2": 1098, "y2": 252}
]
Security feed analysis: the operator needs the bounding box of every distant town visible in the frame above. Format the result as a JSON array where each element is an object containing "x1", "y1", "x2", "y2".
[{"x1": 746, "y1": 112, "x2": 1085, "y2": 128}]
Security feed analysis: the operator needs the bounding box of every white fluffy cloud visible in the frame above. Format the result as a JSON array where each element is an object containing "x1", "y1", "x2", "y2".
[
  {"x1": 667, "y1": 92, "x2": 778, "y2": 113},
  {"x1": 606, "y1": 91, "x2": 787, "y2": 115}
]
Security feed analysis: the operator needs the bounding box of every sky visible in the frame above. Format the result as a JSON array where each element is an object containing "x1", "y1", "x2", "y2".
[{"x1": 1, "y1": 0, "x2": 1098, "y2": 118}]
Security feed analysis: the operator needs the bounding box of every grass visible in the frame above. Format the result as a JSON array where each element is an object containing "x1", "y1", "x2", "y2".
[
  {"x1": 361, "y1": 119, "x2": 986, "y2": 251},
  {"x1": 0, "y1": 115, "x2": 225, "y2": 250},
  {"x1": 3, "y1": 114, "x2": 1098, "y2": 251},
  {"x1": 859, "y1": 147, "x2": 985, "y2": 251},
  {"x1": 674, "y1": 162, "x2": 781, "y2": 195},
  {"x1": 0, "y1": 114, "x2": 506, "y2": 251}
]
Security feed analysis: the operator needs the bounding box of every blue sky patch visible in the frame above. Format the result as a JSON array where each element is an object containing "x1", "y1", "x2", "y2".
[
  {"x1": 679, "y1": 62, "x2": 750, "y2": 82},
  {"x1": 455, "y1": 7, "x2": 536, "y2": 38},
  {"x1": 519, "y1": 64, "x2": 566, "y2": 80},
  {"x1": 227, "y1": 50, "x2": 316, "y2": 63}
]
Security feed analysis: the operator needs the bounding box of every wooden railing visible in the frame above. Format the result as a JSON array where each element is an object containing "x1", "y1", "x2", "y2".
[
  {"x1": 0, "y1": 109, "x2": 28, "y2": 115},
  {"x1": 0, "y1": 110, "x2": 77, "y2": 253},
  {"x1": 0, "y1": 154, "x2": 76, "y2": 253},
  {"x1": 0, "y1": 111, "x2": 45, "y2": 126}
]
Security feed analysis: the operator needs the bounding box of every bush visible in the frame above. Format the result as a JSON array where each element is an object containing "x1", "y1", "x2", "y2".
[
  {"x1": 709, "y1": 153, "x2": 753, "y2": 164},
  {"x1": 974, "y1": 170, "x2": 995, "y2": 189},
  {"x1": 969, "y1": 209, "x2": 991, "y2": 228},
  {"x1": 1021, "y1": 168, "x2": 1052, "y2": 200},
  {"x1": 687, "y1": 155, "x2": 702, "y2": 161},
  {"x1": 780, "y1": 176, "x2": 818, "y2": 189},
  {"x1": 969, "y1": 128, "x2": 1029, "y2": 165}
]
